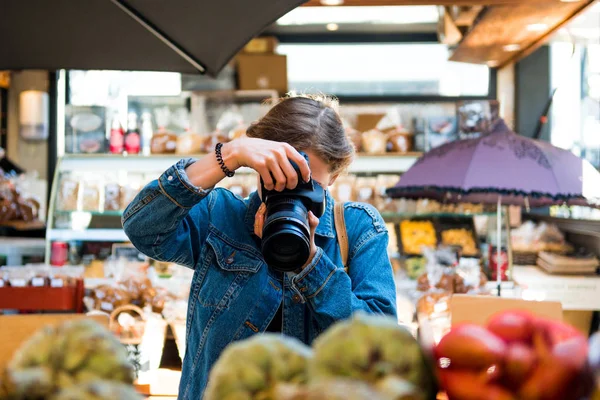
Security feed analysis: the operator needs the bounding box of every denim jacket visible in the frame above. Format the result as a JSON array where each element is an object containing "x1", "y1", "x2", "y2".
[{"x1": 122, "y1": 159, "x2": 397, "y2": 399}]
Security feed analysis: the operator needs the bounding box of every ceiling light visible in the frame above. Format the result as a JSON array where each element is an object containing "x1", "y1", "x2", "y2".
[
  {"x1": 527, "y1": 23, "x2": 549, "y2": 32},
  {"x1": 326, "y1": 23, "x2": 339, "y2": 31},
  {"x1": 277, "y1": 6, "x2": 439, "y2": 26},
  {"x1": 320, "y1": 0, "x2": 344, "y2": 5},
  {"x1": 503, "y1": 44, "x2": 521, "y2": 52}
]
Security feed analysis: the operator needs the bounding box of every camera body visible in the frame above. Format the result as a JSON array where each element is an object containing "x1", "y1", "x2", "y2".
[{"x1": 260, "y1": 152, "x2": 325, "y2": 272}]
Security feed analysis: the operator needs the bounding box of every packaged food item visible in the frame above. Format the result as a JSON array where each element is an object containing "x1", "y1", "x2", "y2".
[
  {"x1": 0, "y1": 269, "x2": 6, "y2": 287},
  {"x1": 92, "y1": 284, "x2": 132, "y2": 313},
  {"x1": 229, "y1": 124, "x2": 248, "y2": 141},
  {"x1": 120, "y1": 275, "x2": 153, "y2": 307},
  {"x1": 104, "y1": 182, "x2": 121, "y2": 211},
  {"x1": 387, "y1": 131, "x2": 414, "y2": 153},
  {"x1": 176, "y1": 132, "x2": 205, "y2": 155},
  {"x1": 29, "y1": 265, "x2": 50, "y2": 287},
  {"x1": 202, "y1": 133, "x2": 230, "y2": 153},
  {"x1": 220, "y1": 176, "x2": 247, "y2": 198},
  {"x1": 400, "y1": 220, "x2": 437, "y2": 255},
  {"x1": 0, "y1": 266, "x2": 33, "y2": 288},
  {"x1": 416, "y1": 199, "x2": 442, "y2": 214},
  {"x1": 375, "y1": 174, "x2": 400, "y2": 211},
  {"x1": 58, "y1": 178, "x2": 79, "y2": 211},
  {"x1": 355, "y1": 177, "x2": 377, "y2": 205},
  {"x1": 81, "y1": 181, "x2": 100, "y2": 212},
  {"x1": 49, "y1": 266, "x2": 84, "y2": 287},
  {"x1": 330, "y1": 174, "x2": 356, "y2": 203},
  {"x1": 454, "y1": 258, "x2": 488, "y2": 294},
  {"x1": 416, "y1": 291, "x2": 451, "y2": 317},
  {"x1": 441, "y1": 228, "x2": 478, "y2": 257},
  {"x1": 149, "y1": 287, "x2": 170, "y2": 314},
  {"x1": 17, "y1": 197, "x2": 39, "y2": 222},
  {"x1": 150, "y1": 131, "x2": 177, "y2": 154},
  {"x1": 0, "y1": 198, "x2": 17, "y2": 223},
  {"x1": 120, "y1": 185, "x2": 140, "y2": 211},
  {"x1": 347, "y1": 129, "x2": 363, "y2": 153},
  {"x1": 361, "y1": 129, "x2": 388, "y2": 154}
]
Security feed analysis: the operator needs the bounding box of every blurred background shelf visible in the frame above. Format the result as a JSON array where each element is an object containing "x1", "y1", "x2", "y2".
[
  {"x1": 56, "y1": 152, "x2": 422, "y2": 175},
  {"x1": 47, "y1": 229, "x2": 129, "y2": 242},
  {"x1": 381, "y1": 211, "x2": 495, "y2": 223}
]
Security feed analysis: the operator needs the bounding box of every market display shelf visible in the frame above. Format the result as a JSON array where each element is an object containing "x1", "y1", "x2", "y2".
[
  {"x1": 47, "y1": 229, "x2": 129, "y2": 242},
  {"x1": 55, "y1": 210, "x2": 123, "y2": 217},
  {"x1": 0, "y1": 279, "x2": 84, "y2": 312},
  {"x1": 57, "y1": 153, "x2": 421, "y2": 174},
  {"x1": 381, "y1": 212, "x2": 496, "y2": 223},
  {"x1": 0, "y1": 220, "x2": 46, "y2": 230}
]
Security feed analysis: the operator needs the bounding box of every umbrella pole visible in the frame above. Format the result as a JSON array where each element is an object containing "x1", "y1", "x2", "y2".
[{"x1": 497, "y1": 196, "x2": 502, "y2": 297}]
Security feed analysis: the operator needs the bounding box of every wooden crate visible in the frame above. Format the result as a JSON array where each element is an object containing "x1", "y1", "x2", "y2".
[
  {"x1": 0, "y1": 314, "x2": 109, "y2": 372},
  {"x1": 0, "y1": 279, "x2": 84, "y2": 312}
]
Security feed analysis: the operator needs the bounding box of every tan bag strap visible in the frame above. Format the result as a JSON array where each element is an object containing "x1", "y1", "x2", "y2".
[{"x1": 334, "y1": 202, "x2": 349, "y2": 272}]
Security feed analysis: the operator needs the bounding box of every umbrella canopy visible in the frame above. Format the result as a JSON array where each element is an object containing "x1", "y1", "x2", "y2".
[
  {"x1": 0, "y1": 0, "x2": 306, "y2": 77},
  {"x1": 387, "y1": 119, "x2": 600, "y2": 208}
]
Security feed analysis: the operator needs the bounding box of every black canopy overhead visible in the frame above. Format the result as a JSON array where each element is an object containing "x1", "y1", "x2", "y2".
[{"x1": 0, "y1": 0, "x2": 307, "y2": 77}]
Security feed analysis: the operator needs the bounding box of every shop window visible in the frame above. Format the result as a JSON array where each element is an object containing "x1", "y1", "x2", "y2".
[{"x1": 277, "y1": 43, "x2": 492, "y2": 98}]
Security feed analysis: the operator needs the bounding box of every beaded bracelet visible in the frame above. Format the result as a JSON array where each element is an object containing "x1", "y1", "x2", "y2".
[{"x1": 215, "y1": 142, "x2": 235, "y2": 177}]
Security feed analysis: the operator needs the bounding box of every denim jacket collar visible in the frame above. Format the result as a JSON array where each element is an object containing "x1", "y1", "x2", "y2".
[{"x1": 244, "y1": 190, "x2": 335, "y2": 239}]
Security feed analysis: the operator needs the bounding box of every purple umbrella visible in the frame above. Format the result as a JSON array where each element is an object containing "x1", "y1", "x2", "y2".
[
  {"x1": 388, "y1": 119, "x2": 600, "y2": 206},
  {"x1": 387, "y1": 119, "x2": 600, "y2": 294}
]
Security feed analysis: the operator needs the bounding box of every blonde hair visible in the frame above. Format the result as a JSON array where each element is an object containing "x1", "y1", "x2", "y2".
[{"x1": 247, "y1": 93, "x2": 354, "y2": 175}]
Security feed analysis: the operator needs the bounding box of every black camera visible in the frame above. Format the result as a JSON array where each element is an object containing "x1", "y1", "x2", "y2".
[{"x1": 260, "y1": 152, "x2": 325, "y2": 272}]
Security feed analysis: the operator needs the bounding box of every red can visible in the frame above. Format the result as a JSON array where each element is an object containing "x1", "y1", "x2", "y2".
[
  {"x1": 489, "y1": 246, "x2": 509, "y2": 281},
  {"x1": 51, "y1": 241, "x2": 69, "y2": 266}
]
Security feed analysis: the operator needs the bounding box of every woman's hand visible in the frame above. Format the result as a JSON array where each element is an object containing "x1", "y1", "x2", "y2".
[
  {"x1": 223, "y1": 138, "x2": 311, "y2": 192},
  {"x1": 254, "y1": 203, "x2": 319, "y2": 270}
]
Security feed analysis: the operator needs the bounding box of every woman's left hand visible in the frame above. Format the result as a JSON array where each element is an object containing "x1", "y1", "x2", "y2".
[{"x1": 254, "y1": 203, "x2": 319, "y2": 270}]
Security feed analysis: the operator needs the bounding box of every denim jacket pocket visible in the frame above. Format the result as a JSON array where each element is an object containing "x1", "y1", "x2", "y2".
[{"x1": 195, "y1": 229, "x2": 263, "y2": 308}]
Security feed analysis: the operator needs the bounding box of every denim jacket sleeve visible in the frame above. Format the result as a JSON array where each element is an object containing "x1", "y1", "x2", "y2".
[
  {"x1": 122, "y1": 159, "x2": 211, "y2": 268},
  {"x1": 289, "y1": 204, "x2": 397, "y2": 328}
]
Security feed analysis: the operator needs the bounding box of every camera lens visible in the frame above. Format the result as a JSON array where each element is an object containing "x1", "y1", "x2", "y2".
[{"x1": 261, "y1": 197, "x2": 311, "y2": 272}]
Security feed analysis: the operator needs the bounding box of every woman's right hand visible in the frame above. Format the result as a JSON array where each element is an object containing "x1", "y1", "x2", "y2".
[{"x1": 223, "y1": 138, "x2": 311, "y2": 192}]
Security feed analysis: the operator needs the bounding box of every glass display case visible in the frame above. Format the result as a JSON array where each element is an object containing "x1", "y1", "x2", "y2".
[{"x1": 45, "y1": 153, "x2": 422, "y2": 265}]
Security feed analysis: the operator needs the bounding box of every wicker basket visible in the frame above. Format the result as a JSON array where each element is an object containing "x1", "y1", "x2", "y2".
[
  {"x1": 512, "y1": 251, "x2": 538, "y2": 266},
  {"x1": 110, "y1": 304, "x2": 167, "y2": 376},
  {"x1": 512, "y1": 248, "x2": 570, "y2": 266},
  {"x1": 109, "y1": 304, "x2": 147, "y2": 345}
]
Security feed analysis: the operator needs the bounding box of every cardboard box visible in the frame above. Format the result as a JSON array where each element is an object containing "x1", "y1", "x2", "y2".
[
  {"x1": 450, "y1": 294, "x2": 563, "y2": 326},
  {"x1": 356, "y1": 113, "x2": 386, "y2": 133},
  {"x1": 243, "y1": 36, "x2": 279, "y2": 54},
  {"x1": 237, "y1": 54, "x2": 288, "y2": 95},
  {"x1": 418, "y1": 294, "x2": 563, "y2": 350}
]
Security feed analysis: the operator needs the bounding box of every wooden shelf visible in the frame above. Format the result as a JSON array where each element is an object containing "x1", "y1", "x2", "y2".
[
  {"x1": 58, "y1": 153, "x2": 422, "y2": 174},
  {"x1": 449, "y1": 0, "x2": 595, "y2": 68},
  {"x1": 0, "y1": 220, "x2": 45, "y2": 230}
]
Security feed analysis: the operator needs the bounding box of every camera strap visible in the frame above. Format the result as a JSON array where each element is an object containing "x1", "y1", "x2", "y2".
[{"x1": 333, "y1": 202, "x2": 349, "y2": 273}]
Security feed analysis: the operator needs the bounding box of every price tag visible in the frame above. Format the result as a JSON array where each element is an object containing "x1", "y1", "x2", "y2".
[
  {"x1": 50, "y1": 279, "x2": 64, "y2": 288},
  {"x1": 10, "y1": 279, "x2": 26, "y2": 287},
  {"x1": 31, "y1": 277, "x2": 46, "y2": 287}
]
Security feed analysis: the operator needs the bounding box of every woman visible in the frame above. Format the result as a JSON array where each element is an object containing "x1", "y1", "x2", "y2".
[{"x1": 123, "y1": 95, "x2": 397, "y2": 399}]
